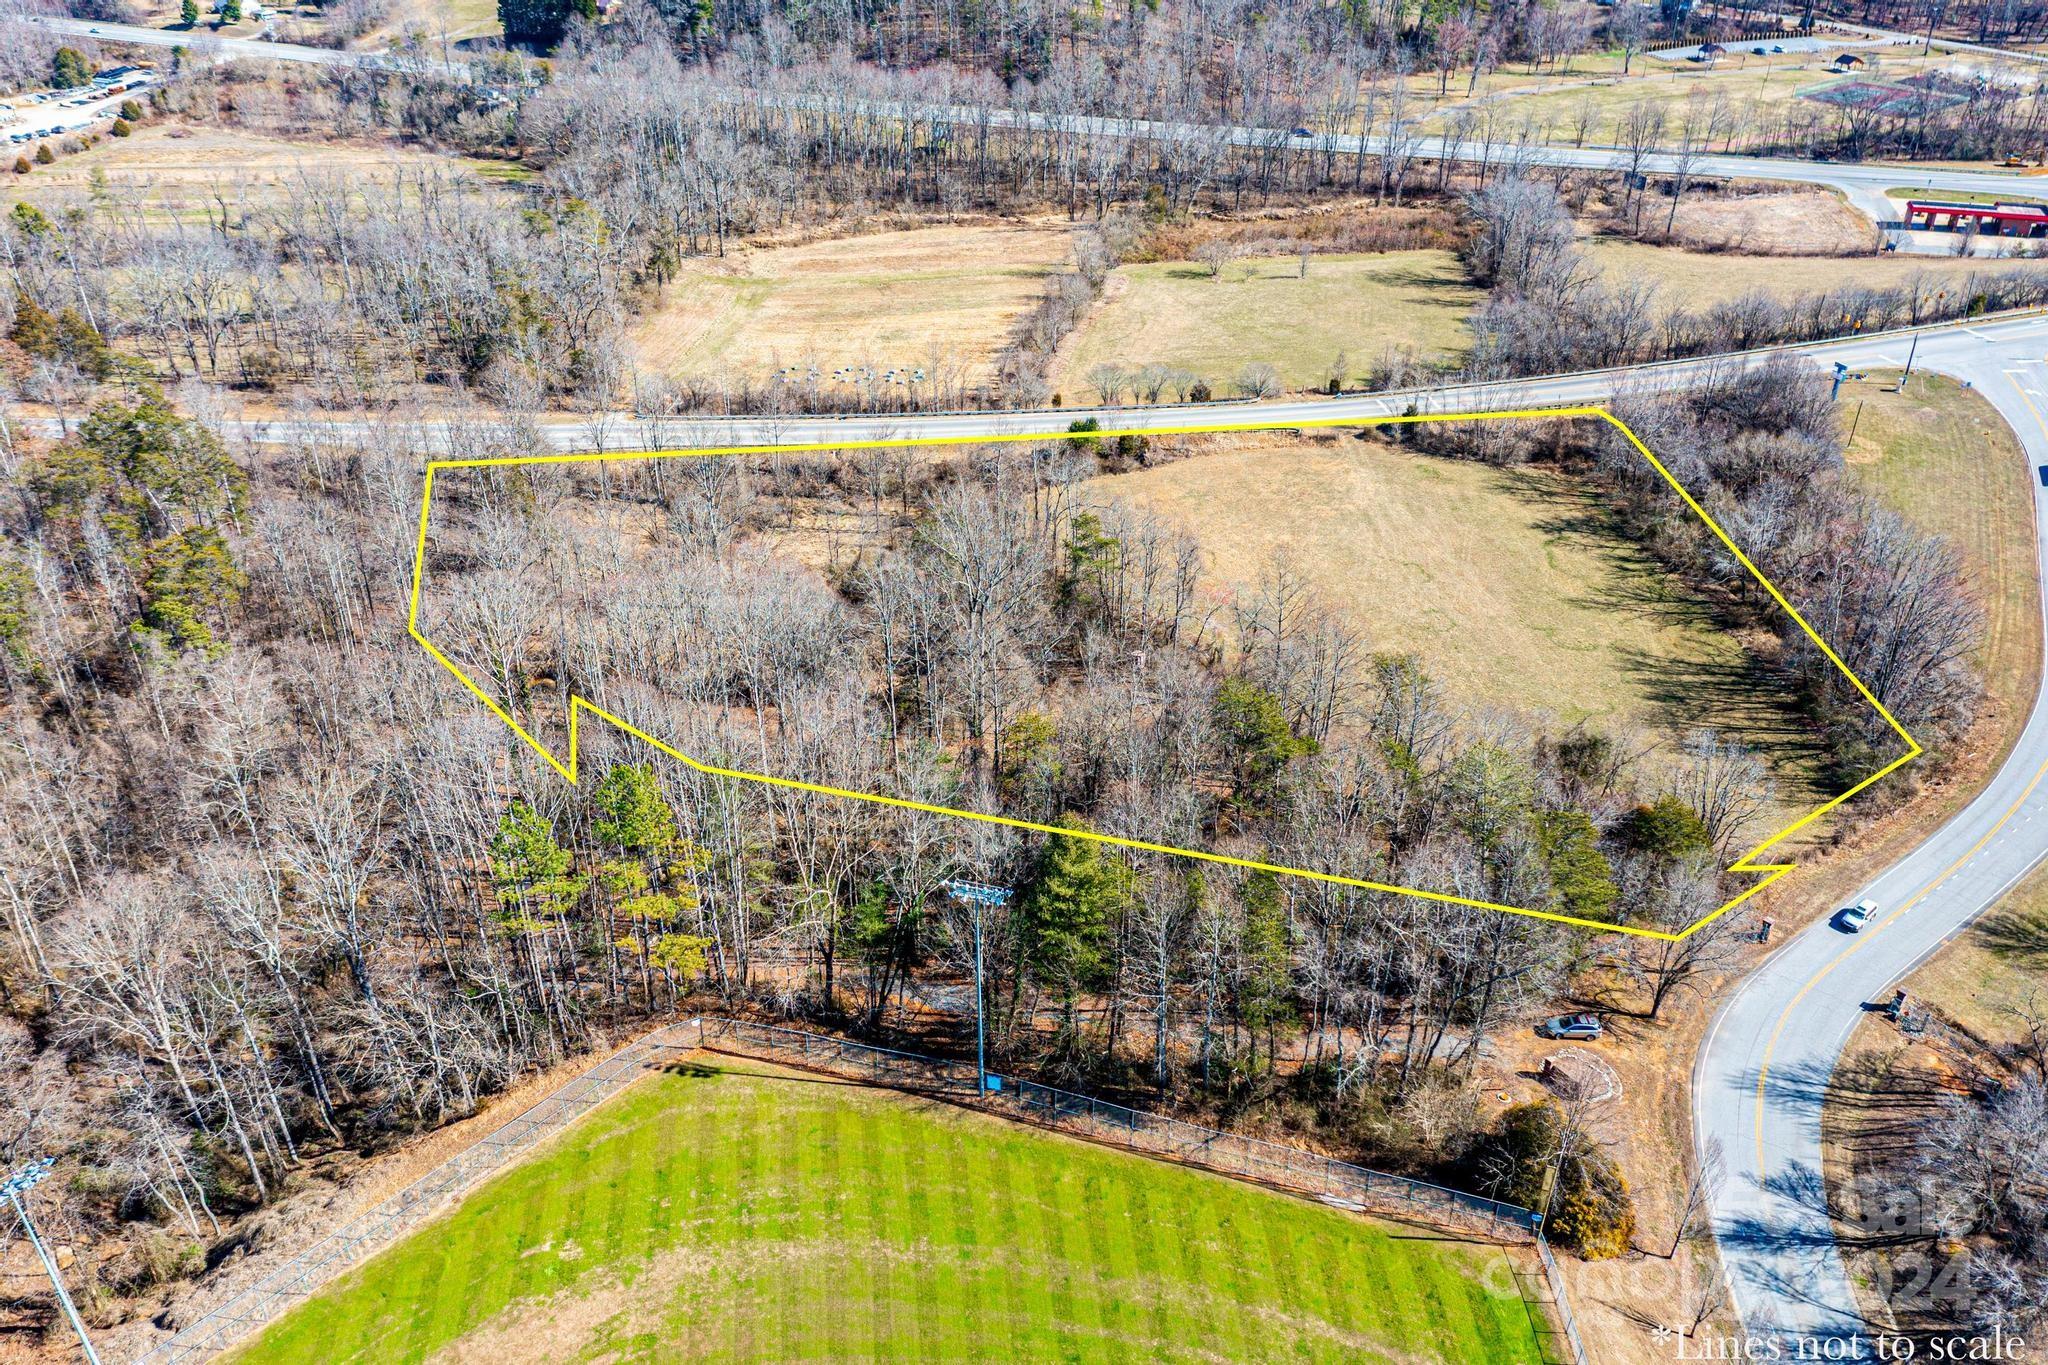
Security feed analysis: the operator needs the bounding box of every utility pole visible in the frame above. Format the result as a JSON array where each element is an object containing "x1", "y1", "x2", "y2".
[
  {"x1": 1900, "y1": 328, "x2": 1921, "y2": 385},
  {"x1": 3, "y1": 1159, "x2": 100, "y2": 1365},
  {"x1": 941, "y1": 880, "x2": 1013, "y2": 1093}
]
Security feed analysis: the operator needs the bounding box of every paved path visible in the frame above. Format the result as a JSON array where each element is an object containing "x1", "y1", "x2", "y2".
[{"x1": 1693, "y1": 333, "x2": 2048, "y2": 1355}]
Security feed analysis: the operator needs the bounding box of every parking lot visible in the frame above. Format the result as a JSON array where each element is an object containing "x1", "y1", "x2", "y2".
[{"x1": 2, "y1": 67, "x2": 154, "y2": 150}]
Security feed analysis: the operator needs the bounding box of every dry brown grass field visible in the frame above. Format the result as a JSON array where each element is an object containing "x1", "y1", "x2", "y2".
[
  {"x1": 1053, "y1": 249, "x2": 1479, "y2": 395},
  {"x1": 1, "y1": 123, "x2": 501, "y2": 211},
  {"x1": 1585, "y1": 237, "x2": 2048, "y2": 307},
  {"x1": 1088, "y1": 433, "x2": 1814, "y2": 791},
  {"x1": 1844, "y1": 370, "x2": 2042, "y2": 740},
  {"x1": 629, "y1": 222, "x2": 1075, "y2": 388},
  {"x1": 1647, "y1": 189, "x2": 1876, "y2": 254}
]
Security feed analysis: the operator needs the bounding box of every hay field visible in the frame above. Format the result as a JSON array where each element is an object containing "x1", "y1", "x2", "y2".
[
  {"x1": 1414, "y1": 47, "x2": 1983, "y2": 139},
  {"x1": 1054, "y1": 249, "x2": 1479, "y2": 395},
  {"x1": 1089, "y1": 436, "x2": 1808, "y2": 767},
  {"x1": 630, "y1": 223, "x2": 1075, "y2": 387},
  {"x1": 239, "y1": 1060, "x2": 1546, "y2": 1364}
]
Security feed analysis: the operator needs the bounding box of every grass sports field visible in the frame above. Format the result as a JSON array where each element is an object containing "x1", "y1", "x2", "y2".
[
  {"x1": 238, "y1": 1060, "x2": 1547, "y2": 1364},
  {"x1": 1053, "y1": 249, "x2": 1478, "y2": 394}
]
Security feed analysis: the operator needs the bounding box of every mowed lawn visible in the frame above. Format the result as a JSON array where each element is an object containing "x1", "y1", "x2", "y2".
[
  {"x1": 239, "y1": 1061, "x2": 1545, "y2": 1364},
  {"x1": 1092, "y1": 437, "x2": 1814, "y2": 780},
  {"x1": 1055, "y1": 249, "x2": 1479, "y2": 395},
  {"x1": 1844, "y1": 370, "x2": 2043, "y2": 738},
  {"x1": 1851, "y1": 370, "x2": 2045, "y2": 1044},
  {"x1": 631, "y1": 224, "x2": 1074, "y2": 387}
]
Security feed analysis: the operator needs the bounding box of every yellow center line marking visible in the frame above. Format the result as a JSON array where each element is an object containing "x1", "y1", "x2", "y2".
[
  {"x1": 1750, "y1": 364, "x2": 2048, "y2": 1179},
  {"x1": 1749, "y1": 752, "x2": 2048, "y2": 1178},
  {"x1": 409, "y1": 406, "x2": 1922, "y2": 943}
]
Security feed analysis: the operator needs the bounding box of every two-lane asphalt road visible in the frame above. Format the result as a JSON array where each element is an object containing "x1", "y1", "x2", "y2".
[
  {"x1": 22, "y1": 16, "x2": 460, "y2": 75},
  {"x1": 170, "y1": 311, "x2": 2048, "y2": 1356},
  {"x1": 98, "y1": 308, "x2": 2038, "y2": 453},
  {"x1": 25, "y1": 11, "x2": 2048, "y2": 249},
  {"x1": 1693, "y1": 338, "x2": 2048, "y2": 1355}
]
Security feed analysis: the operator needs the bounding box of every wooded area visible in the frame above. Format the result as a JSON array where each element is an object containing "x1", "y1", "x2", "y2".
[{"x1": 0, "y1": 0, "x2": 2037, "y2": 1346}]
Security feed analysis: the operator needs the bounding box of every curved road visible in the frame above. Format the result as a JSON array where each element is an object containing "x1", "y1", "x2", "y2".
[
  {"x1": 219, "y1": 311, "x2": 2048, "y2": 1352},
  {"x1": 1694, "y1": 342, "x2": 2048, "y2": 1354}
]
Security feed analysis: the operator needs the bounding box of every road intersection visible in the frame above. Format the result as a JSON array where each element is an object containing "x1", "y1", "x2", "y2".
[{"x1": 20, "y1": 14, "x2": 2048, "y2": 1341}]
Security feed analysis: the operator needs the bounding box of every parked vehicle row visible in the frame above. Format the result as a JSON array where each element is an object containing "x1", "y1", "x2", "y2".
[{"x1": 2, "y1": 73, "x2": 152, "y2": 146}]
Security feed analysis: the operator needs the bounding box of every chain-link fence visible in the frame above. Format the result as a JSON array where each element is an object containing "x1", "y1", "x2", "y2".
[
  {"x1": 700, "y1": 1017, "x2": 1540, "y2": 1241},
  {"x1": 130, "y1": 1014, "x2": 1587, "y2": 1365}
]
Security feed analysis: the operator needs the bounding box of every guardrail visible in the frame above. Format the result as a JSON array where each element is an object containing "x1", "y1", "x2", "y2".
[{"x1": 130, "y1": 1014, "x2": 1589, "y2": 1365}]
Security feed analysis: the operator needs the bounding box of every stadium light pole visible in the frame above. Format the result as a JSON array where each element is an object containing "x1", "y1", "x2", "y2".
[
  {"x1": 941, "y1": 880, "x2": 1013, "y2": 1092},
  {"x1": 2, "y1": 1158, "x2": 101, "y2": 1365}
]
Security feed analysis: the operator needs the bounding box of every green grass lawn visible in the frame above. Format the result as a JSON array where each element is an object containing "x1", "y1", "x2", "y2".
[
  {"x1": 238, "y1": 1060, "x2": 1547, "y2": 1364},
  {"x1": 1054, "y1": 249, "x2": 1479, "y2": 394}
]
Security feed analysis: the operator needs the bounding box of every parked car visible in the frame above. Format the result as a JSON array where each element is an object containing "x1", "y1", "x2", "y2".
[
  {"x1": 1538, "y1": 1013, "x2": 1604, "y2": 1041},
  {"x1": 1290, "y1": 126, "x2": 1312, "y2": 138},
  {"x1": 1752, "y1": 45, "x2": 1768, "y2": 54},
  {"x1": 1837, "y1": 898, "x2": 1879, "y2": 933}
]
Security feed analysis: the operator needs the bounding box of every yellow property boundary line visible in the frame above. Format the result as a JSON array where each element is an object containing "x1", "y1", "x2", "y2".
[{"x1": 407, "y1": 406, "x2": 1921, "y2": 942}]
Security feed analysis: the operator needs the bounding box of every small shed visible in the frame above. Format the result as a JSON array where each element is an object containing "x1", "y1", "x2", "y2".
[{"x1": 1830, "y1": 52, "x2": 1867, "y2": 69}]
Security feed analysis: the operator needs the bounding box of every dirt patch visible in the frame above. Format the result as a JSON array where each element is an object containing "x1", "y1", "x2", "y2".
[
  {"x1": 1130, "y1": 200, "x2": 1467, "y2": 262},
  {"x1": 1643, "y1": 188, "x2": 1877, "y2": 255},
  {"x1": 629, "y1": 221, "x2": 1075, "y2": 387}
]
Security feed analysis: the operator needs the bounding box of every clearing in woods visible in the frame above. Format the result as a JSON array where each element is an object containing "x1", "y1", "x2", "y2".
[
  {"x1": 1053, "y1": 248, "x2": 1478, "y2": 395},
  {"x1": 0, "y1": 124, "x2": 520, "y2": 218},
  {"x1": 406, "y1": 410, "x2": 1921, "y2": 939},
  {"x1": 629, "y1": 223, "x2": 1076, "y2": 388},
  {"x1": 1089, "y1": 433, "x2": 1823, "y2": 796},
  {"x1": 234, "y1": 1060, "x2": 1550, "y2": 1364}
]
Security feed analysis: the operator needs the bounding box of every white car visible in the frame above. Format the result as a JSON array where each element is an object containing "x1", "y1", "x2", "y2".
[{"x1": 1837, "y1": 899, "x2": 1879, "y2": 933}]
